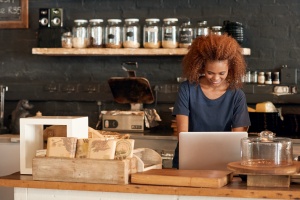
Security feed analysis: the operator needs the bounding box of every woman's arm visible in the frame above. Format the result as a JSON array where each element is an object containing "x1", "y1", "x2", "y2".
[
  {"x1": 232, "y1": 126, "x2": 249, "y2": 132},
  {"x1": 176, "y1": 114, "x2": 189, "y2": 138}
]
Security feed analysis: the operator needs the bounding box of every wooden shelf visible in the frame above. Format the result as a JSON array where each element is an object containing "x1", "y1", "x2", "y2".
[{"x1": 32, "y1": 47, "x2": 251, "y2": 56}]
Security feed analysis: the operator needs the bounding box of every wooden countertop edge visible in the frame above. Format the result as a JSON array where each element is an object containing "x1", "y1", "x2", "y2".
[{"x1": 1, "y1": 173, "x2": 300, "y2": 199}]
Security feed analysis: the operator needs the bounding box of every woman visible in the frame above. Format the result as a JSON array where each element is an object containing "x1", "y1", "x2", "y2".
[{"x1": 172, "y1": 34, "x2": 251, "y2": 168}]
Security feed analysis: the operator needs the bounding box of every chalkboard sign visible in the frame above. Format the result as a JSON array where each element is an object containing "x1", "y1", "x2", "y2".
[{"x1": 0, "y1": 0, "x2": 28, "y2": 28}]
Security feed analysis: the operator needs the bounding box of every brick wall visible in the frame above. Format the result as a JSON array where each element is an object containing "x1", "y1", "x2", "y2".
[{"x1": 0, "y1": 0, "x2": 300, "y2": 131}]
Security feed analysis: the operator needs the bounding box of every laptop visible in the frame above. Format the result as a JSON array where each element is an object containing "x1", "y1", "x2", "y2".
[{"x1": 179, "y1": 132, "x2": 248, "y2": 170}]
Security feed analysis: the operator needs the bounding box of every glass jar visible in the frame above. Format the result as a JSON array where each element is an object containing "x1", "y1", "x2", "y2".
[
  {"x1": 162, "y1": 18, "x2": 178, "y2": 48},
  {"x1": 61, "y1": 32, "x2": 72, "y2": 48},
  {"x1": 251, "y1": 71, "x2": 258, "y2": 83},
  {"x1": 241, "y1": 131, "x2": 293, "y2": 167},
  {"x1": 273, "y1": 72, "x2": 280, "y2": 84},
  {"x1": 245, "y1": 71, "x2": 251, "y2": 83},
  {"x1": 123, "y1": 18, "x2": 140, "y2": 48},
  {"x1": 210, "y1": 26, "x2": 223, "y2": 35},
  {"x1": 194, "y1": 20, "x2": 209, "y2": 38},
  {"x1": 258, "y1": 72, "x2": 265, "y2": 84},
  {"x1": 105, "y1": 19, "x2": 122, "y2": 48},
  {"x1": 265, "y1": 71, "x2": 272, "y2": 84},
  {"x1": 89, "y1": 19, "x2": 104, "y2": 48},
  {"x1": 72, "y1": 19, "x2": 89, "y2": 48},
  {"x1": 179, "y1": 20, "x2": 193, "y2": 48},
  {"x1": 143, "y1": 18, "x2": 161, "y2": 49}
]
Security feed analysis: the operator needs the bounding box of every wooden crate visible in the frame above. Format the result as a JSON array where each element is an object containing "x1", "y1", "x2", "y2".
[
  {"x1": 32, "y1": 157, "x2": 136, "y2": 184},
  {"x1": 32, "y1": 148, "x2": 162, "y2": 184}
]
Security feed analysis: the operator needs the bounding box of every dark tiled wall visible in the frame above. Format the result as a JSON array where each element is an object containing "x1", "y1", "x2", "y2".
[{"x1": 1, "y1": 0, "x2": 300, "y2": 130}]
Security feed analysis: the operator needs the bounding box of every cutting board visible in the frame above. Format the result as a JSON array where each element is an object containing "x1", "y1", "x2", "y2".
[{"x1": 131, "y1": 169, "x2": 233, "y2": 188}]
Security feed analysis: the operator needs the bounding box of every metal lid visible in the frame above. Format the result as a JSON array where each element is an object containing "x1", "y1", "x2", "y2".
[
  {"x1": 125, "y1": 18, "x2": 139, "y2": 22},
  {"x1": 89, "y1": 19, "x2": 104, "y2": 23},
  {"x1": 145, "y1": 18, "x2": 160, "y2": 22},
  {"x1": 107, "y1": 19, "x2": 122, "y2": 23}
]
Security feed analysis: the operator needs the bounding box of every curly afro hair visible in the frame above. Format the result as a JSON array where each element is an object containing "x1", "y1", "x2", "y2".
[{"x1": 182, "y1": 34, "x2": 246, "y2": 89}]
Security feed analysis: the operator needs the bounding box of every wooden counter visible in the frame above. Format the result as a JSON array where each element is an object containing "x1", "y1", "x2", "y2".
[{"x1": 1, "y1": 172, "x2": 300, "y2": 199}]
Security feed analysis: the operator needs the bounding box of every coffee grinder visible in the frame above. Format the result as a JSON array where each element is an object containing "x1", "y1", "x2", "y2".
[{"x1": 102, "y1": 62, "x2": 155, "y2": 132}]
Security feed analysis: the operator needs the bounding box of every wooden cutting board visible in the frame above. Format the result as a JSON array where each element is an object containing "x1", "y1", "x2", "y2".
[{"x1": 131, "y1": 169, "x2": 233, "y2": 188}]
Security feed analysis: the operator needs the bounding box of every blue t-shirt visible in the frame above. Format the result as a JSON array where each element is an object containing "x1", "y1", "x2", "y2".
[
  {"x1": 172, "y1": 81, "x2": 251, "y2": 168},
  {"x1": 173, "y1": 80, "x2": 251, "y2": 131}
]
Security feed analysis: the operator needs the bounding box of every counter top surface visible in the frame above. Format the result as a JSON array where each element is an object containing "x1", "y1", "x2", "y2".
[{"x1": 1, "y1": 172, "x2": 300, "y2": 199}]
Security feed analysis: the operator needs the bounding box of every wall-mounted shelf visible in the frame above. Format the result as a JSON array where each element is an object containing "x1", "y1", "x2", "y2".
[{"x1": 32, "y1": 48, "x2": 251, "y2": 56}]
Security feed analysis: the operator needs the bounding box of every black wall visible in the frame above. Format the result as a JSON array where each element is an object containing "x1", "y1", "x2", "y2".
[{"x1": 1, "y1": 0, "x2": 300, "y2": 133}]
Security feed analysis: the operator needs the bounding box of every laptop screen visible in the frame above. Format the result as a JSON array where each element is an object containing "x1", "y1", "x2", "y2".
[{"x1": 179, "y1": 132, "x2": 247, "y2": 170}]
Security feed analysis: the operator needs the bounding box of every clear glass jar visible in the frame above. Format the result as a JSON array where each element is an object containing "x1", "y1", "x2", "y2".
[
  {"x1": 143, "y1": 18, "x2": 161, "y2": 49},
  {"x1": 194, "y1": 20, "x2": 209, "y2": 38},
  {"x1": 162, "y1": 18, "x2": 178, "y2": 48},
  {"x1": 241, "y1": 131, "x2": 293, "y2": 167},
  {"x1": 273, "y1": 72, "x2": 280, "y2": 84},
  {"x1": 72, "y1": 19, "x2": 89, "y2": 48},
  {"x1": 211, "y1": 26, "x2": 223, "y2": 35},
  {"x1": 179, "y1": 21, "x2": 193, "y2": 48},
  {"x1": 123, "y1": 18, "x2": 140, "y2": 48},
  {"x1": 265, "y1": 71, "x2": 272, "y2": 84},
  {"x1": 61, "y1": 32, "x2": 72, "y2": 48},
  {"x1": 105, "y1": 19, "x2": 122, "y2": 48},
  {"x1": 258, "y1": 72, "x2": 265, "y2": 84},
  {"x1": 89, "y1": 19, "x2": 104, "y2": 48},
  {"x1": 251, "y1": 71, "x2": 258, "y2": 83}
]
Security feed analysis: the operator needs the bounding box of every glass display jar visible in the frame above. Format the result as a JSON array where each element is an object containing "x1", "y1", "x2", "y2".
[
  {"x1": 61, "y1": 32, "x2": 72, "y2": 48},
  {"x1": 273, "y1": 72, "x2": 280, "y2": 84},
  {"x1": 162, "y1": 18, "x2": 178, "y2": 48},
  {"x1": 258, "y1": 72, "x2": 265, "y2": 84},
  {"x1": 194, "y1": 20, "x2": 209, "y2": 38},
  {"x1": 89, "y1": 19, "x2": 104, "y2": 48},
  {"x1": 123, "y1": 18, "x2": 140, "y2": 48},
  {"x1": 241, "y1": 131, "x2": 293, "y2": 167},
  {"x1": 143, "y1": 18, "x2": 161, "y2": 49},
  {"x1": 105, "y1": 19, "x2": 122, "y2": 48},
  {"x1": 72, "y1": 19, "x2": 89, "y2": 48},
  {"x1": 179, "y1": 20, "x2": 193, "y2": 48},
  {"x1": 265, "y1": 71, "x2": 272, "y2": 84},
  {"x1": 210, "y1": 26, "x2": 223, "y2": 35}
]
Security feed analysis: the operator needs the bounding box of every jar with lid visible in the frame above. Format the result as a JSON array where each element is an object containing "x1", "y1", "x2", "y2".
[
  {"x1": 210, "y1": 26, "x2": 223, "y2": 35},
  {"x1": 72, "y1": 19, "x2": 89, "y2": 48},
  {"x1": 105, "y1": 19, "x2": 122, "y2": 48},
  {"x1": 123, "y1": 18, "x2": 140, "y2": 48},
  {"x1": 61, "y1": 32, "x2": 72, "y2": 48},
  {"x1": 89, "y1": 19, "x2": 104, "y2": 48},
  {"x1": 251, "y1": 71, "x2": 258, "y2": 83},
  {"x1": 245, "y1": 71, "x2": 251, "y2": 83},
  {"x1": 241, "y1": 131, "x2": 293, "y2": 167},
  {"x1": 179, "y1": 20, "x2": 193, "y2": 48},
  {"x1": 273, "y1": 72, "x2": 280, "y2": 84},
  {"x1": 162, "y1": 18, "x2": 179, "y2": 48},
  {"x1": 143, "y1": 18, "x2": 161, "y2": 49},
  {"x1": 265, "y1": 71, "x2": 272, "y2": 84},
  {"x1": 258, "y1": 72, "x2": 265, "y2": 84},
  {"x1": 194, "y1": 20, "x2": 209, "y2": 38}
]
